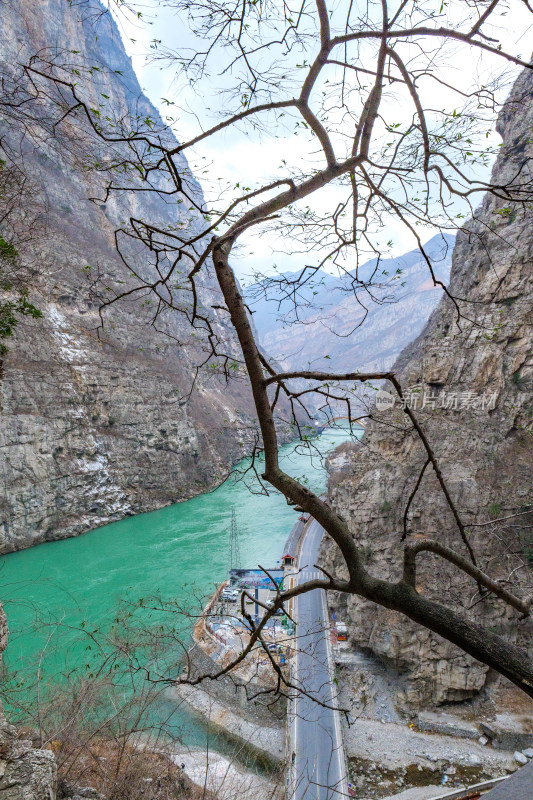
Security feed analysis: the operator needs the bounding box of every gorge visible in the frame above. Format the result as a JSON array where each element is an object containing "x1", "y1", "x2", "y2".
[
  {"x1": 0, "y1": 1, "x2": 533, "y2": 799},
  {"x1": 245, "y1": 234, "x2": 454, "y2": 378}
]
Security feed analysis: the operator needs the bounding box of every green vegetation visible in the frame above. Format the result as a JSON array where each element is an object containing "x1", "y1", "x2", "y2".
[
  {"x1": 487, "y1": 502, "x2": 502, "y2": 519},
  {"x1": 0, "y1": 239, "x2": 42, "y2": 355},
  {"x1": 0, "y1": 156, "x2": 42, "y2": 355},
  {"x1": 0, "y1": 236, "x2": 18, "y2": 261}
]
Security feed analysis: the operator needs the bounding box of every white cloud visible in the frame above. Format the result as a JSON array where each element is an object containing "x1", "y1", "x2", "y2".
[{"x1": 108, "y1": 1, "x2": 533, "y2": 279}]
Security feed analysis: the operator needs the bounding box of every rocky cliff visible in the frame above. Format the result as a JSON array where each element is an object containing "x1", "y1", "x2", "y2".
[
  {"x1": 0, "y1": 0, "x2": 261, "y2": 553},
  {"x1": 324, "y1": 65, "x2": 533, "y2": 708}
]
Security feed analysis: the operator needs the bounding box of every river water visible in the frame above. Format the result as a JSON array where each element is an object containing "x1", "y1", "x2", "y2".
[{"x1": 0, "y1": 426, "x2": 353, "y2": 750}]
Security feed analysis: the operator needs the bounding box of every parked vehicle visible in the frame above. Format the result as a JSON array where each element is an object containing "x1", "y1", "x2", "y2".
[
  {"x1": 337, "y1": 622, "x2": 348, "y2": 642},
  {"x1": 265, "y1": 599, "x2": 284, "y2": 615},
  {"x1": 221, "y1": 588, "x2": 239, "y2": 602}
]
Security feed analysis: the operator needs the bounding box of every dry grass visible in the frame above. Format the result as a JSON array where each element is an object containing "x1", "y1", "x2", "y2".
[{"x1": 51, "y1": 738, "x2": 208, "y2": 800}]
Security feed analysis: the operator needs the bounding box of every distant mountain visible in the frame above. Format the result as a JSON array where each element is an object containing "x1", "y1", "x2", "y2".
[{"x1": 245, "y1": 234, "x2": 454, "y2": 376}]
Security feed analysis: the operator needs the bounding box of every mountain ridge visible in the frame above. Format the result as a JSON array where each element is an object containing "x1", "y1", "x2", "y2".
[{"x1": 245, "y1": 233, "x2": 454, "y2": 376}]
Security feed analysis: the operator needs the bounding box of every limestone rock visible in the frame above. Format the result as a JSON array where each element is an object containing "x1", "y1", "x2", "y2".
[
  {"x1": 0, "y1": 0, "x2": 264, "y2": 552},
  {"x1": 0, "y1": 744, "x2": 56, "y2": 800},
  {"x1": 417, "y1": 712, "x2": 479, "y2": 740},
  {"x1": 325, "y1": 65, "x2": 533, "y2": 706},
  {"x1": 480, "y1": 716, "x2": 533, "y2": 751}
]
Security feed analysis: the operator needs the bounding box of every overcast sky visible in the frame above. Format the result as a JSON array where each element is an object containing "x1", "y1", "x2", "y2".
[{"x1": 108, "y1": 1, "x2": 533, "y2": 282}]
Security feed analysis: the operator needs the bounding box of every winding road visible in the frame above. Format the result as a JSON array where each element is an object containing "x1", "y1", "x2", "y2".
[{"x1": 289, "y1": 518, "x2": 348, "y2": 799}]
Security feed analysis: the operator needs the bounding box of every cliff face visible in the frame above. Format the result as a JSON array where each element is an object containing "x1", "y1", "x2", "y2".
[
  {"x1": 325, "y1": 66, "x2": 533, "y2": 707},
  {"x1": 0, "y1": 0, "x2": 260, "y2": 552}
]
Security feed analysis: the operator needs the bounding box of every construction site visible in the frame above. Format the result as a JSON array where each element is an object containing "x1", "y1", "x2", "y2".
[{"x1": 191, "y1": 509, "x2": 299, "y2": 681}]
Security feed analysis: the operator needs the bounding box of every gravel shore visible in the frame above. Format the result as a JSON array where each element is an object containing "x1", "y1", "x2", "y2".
[
  {"x1": 170, "y1": 684, "x2": 285, "y2": 765},
  {"x1": 170, "y1": 748, "x2": 282, "y2": 800}
]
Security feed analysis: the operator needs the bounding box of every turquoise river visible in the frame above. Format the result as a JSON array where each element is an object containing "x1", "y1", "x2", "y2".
[{"x1": 0, "y1": 427, "x2": 354, "y2": 752}]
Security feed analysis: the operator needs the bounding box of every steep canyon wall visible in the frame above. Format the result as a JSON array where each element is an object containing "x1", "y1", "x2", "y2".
[
  {"x1": 325, "y1": 65, "x2": 533, "y2": 707},
  {"x1": 0, "y1": 0, "x2": 260, "y2": 552}
]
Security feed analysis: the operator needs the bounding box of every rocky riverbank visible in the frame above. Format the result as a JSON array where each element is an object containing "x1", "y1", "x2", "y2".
[
  {"x1": 169, "y1": 748, "x2": 282, "y2": 800},
  {"x1": 171, "y1": 684, "x2": 285, "y2": 767}
]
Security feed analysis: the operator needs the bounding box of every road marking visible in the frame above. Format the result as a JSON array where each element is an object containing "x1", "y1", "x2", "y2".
[
  {"x1": 320, "y1": 585, "x2": 348, "y2": 798},
  {"x1": 293, "y1": 590, "x2": 299, "y2": 799},
  {"x1": 289, "y1": 520, "x2": 349, "y2": 800}
]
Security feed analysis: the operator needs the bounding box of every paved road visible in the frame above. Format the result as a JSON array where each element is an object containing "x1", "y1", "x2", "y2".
[
  {"x1": 289, "y1": 518, "x2": 348, "y2": 799},
  {"x1": 483, "y1": 759, "x2": 533, "y2": 799}
]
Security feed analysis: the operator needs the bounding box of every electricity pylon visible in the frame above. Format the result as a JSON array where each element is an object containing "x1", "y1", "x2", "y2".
[{"x1": 228, "y1": 508, "x2": 242, "y2": 572}]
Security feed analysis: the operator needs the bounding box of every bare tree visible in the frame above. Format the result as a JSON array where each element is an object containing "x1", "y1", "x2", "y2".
[
  {"x1": 3, "y1": 0, "x2": 533, "y2": 696},
  {"x1": 0, "y1": 593, "x2": 284, "y2": 800}
]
